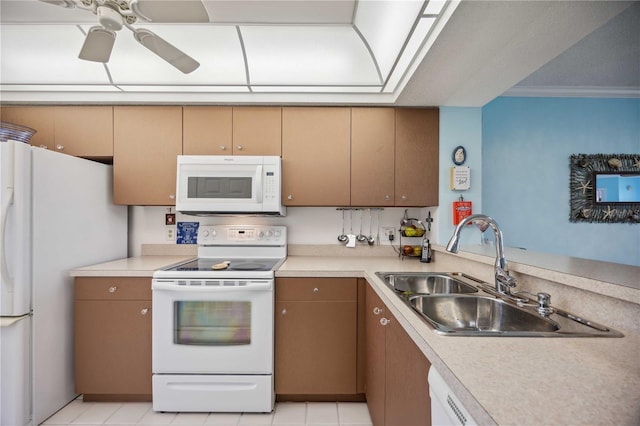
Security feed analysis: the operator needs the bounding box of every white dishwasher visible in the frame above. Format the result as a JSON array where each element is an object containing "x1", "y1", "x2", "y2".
[{"x1": 428, "y1": 367, "x2": 478, "y2": 426}]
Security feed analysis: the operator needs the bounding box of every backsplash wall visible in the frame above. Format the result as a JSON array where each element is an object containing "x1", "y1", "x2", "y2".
[{"x1": 128, "y1": 206, "x2": 440, "y2": 257}]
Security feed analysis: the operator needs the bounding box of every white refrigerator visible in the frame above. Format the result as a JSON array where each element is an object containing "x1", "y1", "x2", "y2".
[{"x1": 1, "y1": 140, "x2": 128, "y2": 425}]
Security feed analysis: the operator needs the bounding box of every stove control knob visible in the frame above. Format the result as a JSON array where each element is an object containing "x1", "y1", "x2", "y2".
[
  {"x1": 258, "y1": 231, "x2": 265, "y2": 239},
  {"x1": 274, "y1": 230, "x2": 282, "y2": 238},
  {"x1": 202, "y1": 230, "x2": 210, "y2": 238},
  {"x1": 266, "y1": 230, "x2": 274, "y2": 238}
]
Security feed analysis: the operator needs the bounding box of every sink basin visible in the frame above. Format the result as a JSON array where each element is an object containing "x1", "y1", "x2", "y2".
[
  {"x1": 375, "y1": 272, "x2": 479, "y2": 295},
  {"x1": 407, "y1": 294, "x2": 623, "y2": 337},
  {"x1": 409, "y1": 295, "x2": 559, "y2": 335}
]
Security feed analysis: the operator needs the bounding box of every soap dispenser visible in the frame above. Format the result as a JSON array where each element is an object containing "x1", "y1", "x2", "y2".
[{"x1": 420, "y1": 238, "x2": 432, "y2": 263}]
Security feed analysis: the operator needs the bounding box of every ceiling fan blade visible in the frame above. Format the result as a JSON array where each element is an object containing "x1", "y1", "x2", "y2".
[
  {"x1": 130, "y1": 0, "x2": 209, "y2": 23},
  {"x1": 38, "y1": 0, "x2": 76, "y2": 8},
  {"x1": 133, "y1": 28, "x2": 200, "y2": 74},
  {"x1": 79, "y1": 27, "x2": 116, "y2": 63}
]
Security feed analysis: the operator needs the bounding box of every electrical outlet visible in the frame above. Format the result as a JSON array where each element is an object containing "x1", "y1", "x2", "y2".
[
  {"x1": 383, "y1": 227, "x2": 395, "y2": 241},
  {"x1": 166, "y1": 227, "x2": 175, "y2": 241}
]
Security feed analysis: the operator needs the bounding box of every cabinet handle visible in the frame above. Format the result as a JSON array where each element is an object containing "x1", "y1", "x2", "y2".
[
  {"x1": 313, "y1": 287, "x2": 319, "y2": 294},
  {"x1": 56, "y1": 144, "x2": 64, "y2": 151},
  {"x1": 140, "y1": 308, "x2": 149, "y2": 315},
  {"x1": 39, "y1": 145, "x2": 48, "y2": 149},
  {"x1": 287, "y1": 194, "x2": 293, "y2": 200},
  {"x1": 108, "y1": 286, "x2": 117, "y2": 293},
  {"x1": 281, "y1": 309, "x2": 287, "y2": 315},
  {"x1": 384, "y1": 195, "x2": 391, "y2": 200},
  {"x1": 373, "y1": 307, "x2": 383, "y2": 315},
  {"x1": 169, "y1": 194, "x2": 175, "y2": 199},
  {"x1": 380, "y1": 317, "x2": 390, "y2": 326},
  {"x1": 219, "y1": 145, "x2": 226, "y2": 150},
  {"x1": 236, "y1": 145, "x2": 243, "y2": 151},
  {"x1": 401, "y1": 195, "x2": 408, "y2": 201}
]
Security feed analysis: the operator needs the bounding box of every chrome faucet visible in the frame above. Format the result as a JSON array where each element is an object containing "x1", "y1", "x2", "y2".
[{"x1": 446, "y1": 214, "x2": 517, "y2": 296}]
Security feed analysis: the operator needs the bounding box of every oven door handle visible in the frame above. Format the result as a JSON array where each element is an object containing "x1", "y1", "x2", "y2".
[{"x1": 152, "y1": 281, "x2": 272, "y2": 292}]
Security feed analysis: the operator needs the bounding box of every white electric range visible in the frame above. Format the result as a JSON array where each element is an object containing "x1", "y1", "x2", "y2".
[{"x1": 151, "y1": 224, "x2": 286, "y2": 413}]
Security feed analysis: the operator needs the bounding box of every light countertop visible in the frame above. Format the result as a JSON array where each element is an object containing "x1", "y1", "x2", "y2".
[
  {"x1": 69, "y1": 255, "x2": 193, "y2": 277},
  {"x1": 70, "y1": 247, "x2": 640, "y2": 425},
  {"x1": 278, "y1": 254, "x2": 640, "y2": 426}
]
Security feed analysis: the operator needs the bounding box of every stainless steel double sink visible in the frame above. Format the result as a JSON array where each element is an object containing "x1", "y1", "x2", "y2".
[{"x1": 375, "y1": 272, "x2": 622, "y2": 337}]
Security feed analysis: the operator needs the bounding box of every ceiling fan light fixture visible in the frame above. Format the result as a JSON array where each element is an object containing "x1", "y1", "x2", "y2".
[
  {"x1": 79, "y1": 26, "x2": 116, "y2": 62},
  {"x1": 97, "y1": 5, "x2": 123, "y2": 31}
]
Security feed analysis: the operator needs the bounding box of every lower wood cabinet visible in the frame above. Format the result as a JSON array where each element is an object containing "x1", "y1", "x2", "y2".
[
  {"x1": 275, "y1": 277, "x2": 360, "y2": 397},
  {"x1": 365, "y1": 282, "x2": 431, "y2": 426},
  {"x1": 74, "y1": 277, "x2": 152, "y2": 401}
]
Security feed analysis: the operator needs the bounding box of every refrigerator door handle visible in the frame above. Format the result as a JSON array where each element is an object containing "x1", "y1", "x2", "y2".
[{"x1": 1, "y1": 140, "x2": 15, "y2": 292}]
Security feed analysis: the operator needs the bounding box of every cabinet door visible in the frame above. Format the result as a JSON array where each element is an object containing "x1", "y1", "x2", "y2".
[
  {"x1": 385, "y1": 311, "x2": 431, "y2": 426},
  {"x1": 74, "y1": 300, "x2": 152, "y2": 396},
  {"x1": 395, "y1": 108, "x2": 439, "y2": 207},
  {"x1": 351, "y1": 108, "x2": 395, "y2": 206},
  {"x1": 275, "y1": 277, "x2": 357, "y2": 395},
  {"x1": 232, "y1": 107, "x2": 282, "y2": 156},
  {"x1": 282, "y1": 107, "x2": 351, "y2": 206},
  {"x1": 0, "y1": 106, "x2": 55, "y2": 150},
  {"x1": 54, "y1": 106, "x2": 113, "y2": 158},
  {"x1": 275, "y1": 300, "x2": 357, "y2": 395},
  {"x1": 365, "y1": 283, "x2": 387, "y2": 426},
  {"x1": 183, "y1": 106, "x2": 233, "y2": 155},
  {"x1": 113, "y1": 106, "x2": 182, "y2": 205}
]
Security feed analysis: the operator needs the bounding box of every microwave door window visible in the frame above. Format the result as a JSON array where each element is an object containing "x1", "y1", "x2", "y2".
[
  {"x1": 187, "y1": 177, "x2": 252, "y2": 199},
  {"x1": 174, "y1": 301, "x2": 251, "y2": 346}
]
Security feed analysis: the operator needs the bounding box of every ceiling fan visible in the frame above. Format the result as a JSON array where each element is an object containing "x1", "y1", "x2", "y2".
[{"x1": 39, "y1": 0, "x2": 210, "y2": 73}]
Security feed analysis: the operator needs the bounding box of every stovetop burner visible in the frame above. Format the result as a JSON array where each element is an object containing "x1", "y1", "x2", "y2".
[{"x1": 167, "y1": 258, "x2": 281, "y2": 273}]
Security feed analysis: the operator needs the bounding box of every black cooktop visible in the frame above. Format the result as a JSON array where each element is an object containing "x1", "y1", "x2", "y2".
[{"x1": 166, "y1": 258, "x2": 282, "y2": 272}]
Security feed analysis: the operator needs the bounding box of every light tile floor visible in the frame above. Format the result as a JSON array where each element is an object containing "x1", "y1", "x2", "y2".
[{"x1": 41, "y1": 398, "x2": 373, "y2": 426}]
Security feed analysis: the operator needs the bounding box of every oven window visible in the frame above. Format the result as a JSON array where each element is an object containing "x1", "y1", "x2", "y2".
[
  {"x1": 174, "y1": 301, "x2": 251, "y2": 345},
  {"x1": 187, "y1": 177, "x2": 252, "y2": 199}
]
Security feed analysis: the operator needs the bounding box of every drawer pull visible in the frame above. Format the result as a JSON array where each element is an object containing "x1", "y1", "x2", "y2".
[
  {"x1": 140, "y1": 308, "x2": 149, "y2": 315},
  {"x1": 281, "y1": 309, "x2": 287, "y2": 315},
  {"x1": 380, "y1": 317, "x2": 391, "y2": 326},
  {"x1": 108, "y1": 286, "x2": 117, "y2": 293},
  {"x1": 373, "y1": 307, "x2": 383, "y2": 315},
  {"x1": 313, "y1": 287, "x2": 319, "y2": 294}
]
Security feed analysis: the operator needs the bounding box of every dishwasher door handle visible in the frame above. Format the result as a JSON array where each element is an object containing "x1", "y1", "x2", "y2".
[{"x1": 152, "y1": 280, "x2": 272, "y2": 292}]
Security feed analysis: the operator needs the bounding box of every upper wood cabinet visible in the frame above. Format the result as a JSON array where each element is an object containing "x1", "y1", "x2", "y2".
[
  {"x1": 0, "y1": 106, "x2": 55, "y2": 150},
  {"x1": 282, "y1": 107, "x2": 351, "y2": 206},
  {"x1": 183, "y1": 106, "x2": 281, "y2": 156},
  {"x1": 351, "y1": 108, "x2": 395, "y2": 206},
  {"x1": 232, "y1": 107, "x2": 282, "y2": 156},
  {"x1": 54, "y1": 106, "x2": 113, "y2": 158},
  {"x1": 183, "y1": 106, "x2": 233, "y2": 155},
  {"x1": 395, "y1": 108, "x2": 439, "y2": 207},
  {"x1": 1, "y1": 106, "x2": 113, "y2": 157},
  {"x1": 113, "y1": 106, "x2": 182, "y2": 205}
]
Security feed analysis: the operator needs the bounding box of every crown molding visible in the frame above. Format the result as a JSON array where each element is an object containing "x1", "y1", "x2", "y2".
[{"x1": 503, "y1": 85, "x2": 640, "y2": 99}]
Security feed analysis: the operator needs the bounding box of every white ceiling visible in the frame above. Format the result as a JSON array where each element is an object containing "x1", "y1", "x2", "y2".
[{"x1": 0, "y1": 0, "x2": 638, "y2": 106}]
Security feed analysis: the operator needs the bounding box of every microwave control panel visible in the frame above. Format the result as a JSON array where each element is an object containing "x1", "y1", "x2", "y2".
[{"x1": 264, "y1": 167, "x2": 279, "y2": 200}]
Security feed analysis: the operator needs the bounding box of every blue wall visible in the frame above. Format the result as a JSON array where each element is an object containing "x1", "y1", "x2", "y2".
[
  {"x1": 438, "y1": 107, "x2": 482, "y2": 246},
  {"x1": 482, "y1": 97, "x2": 640, "y2": 266}
]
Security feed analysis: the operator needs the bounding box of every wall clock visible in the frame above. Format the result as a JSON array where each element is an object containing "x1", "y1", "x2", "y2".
[{"x1": 452, "y1": 146, "x2": 467, "y2": 165}]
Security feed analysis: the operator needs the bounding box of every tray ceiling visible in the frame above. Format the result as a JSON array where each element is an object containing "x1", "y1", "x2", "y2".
[{"x1": 0, "y1": 0, "x2": 637, "y2": 105}]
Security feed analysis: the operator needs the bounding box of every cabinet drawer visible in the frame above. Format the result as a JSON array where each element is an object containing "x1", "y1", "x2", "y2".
[
  {"x1": 276, "y1": 278, "x2": 356, "y2": 301},
  {"x1": 75, "y1": 277, "x2": 151, "y2": 300}
]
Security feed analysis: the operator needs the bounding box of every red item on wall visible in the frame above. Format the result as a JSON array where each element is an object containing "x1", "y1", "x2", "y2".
[{"x1": 453, "y1": 198, "x2": 472, "y2": 225}]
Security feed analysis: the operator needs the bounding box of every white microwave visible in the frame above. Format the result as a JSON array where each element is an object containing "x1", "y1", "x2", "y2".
[{"x1": 176, "y1": 156, "x2": 285, "y2": 216}]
